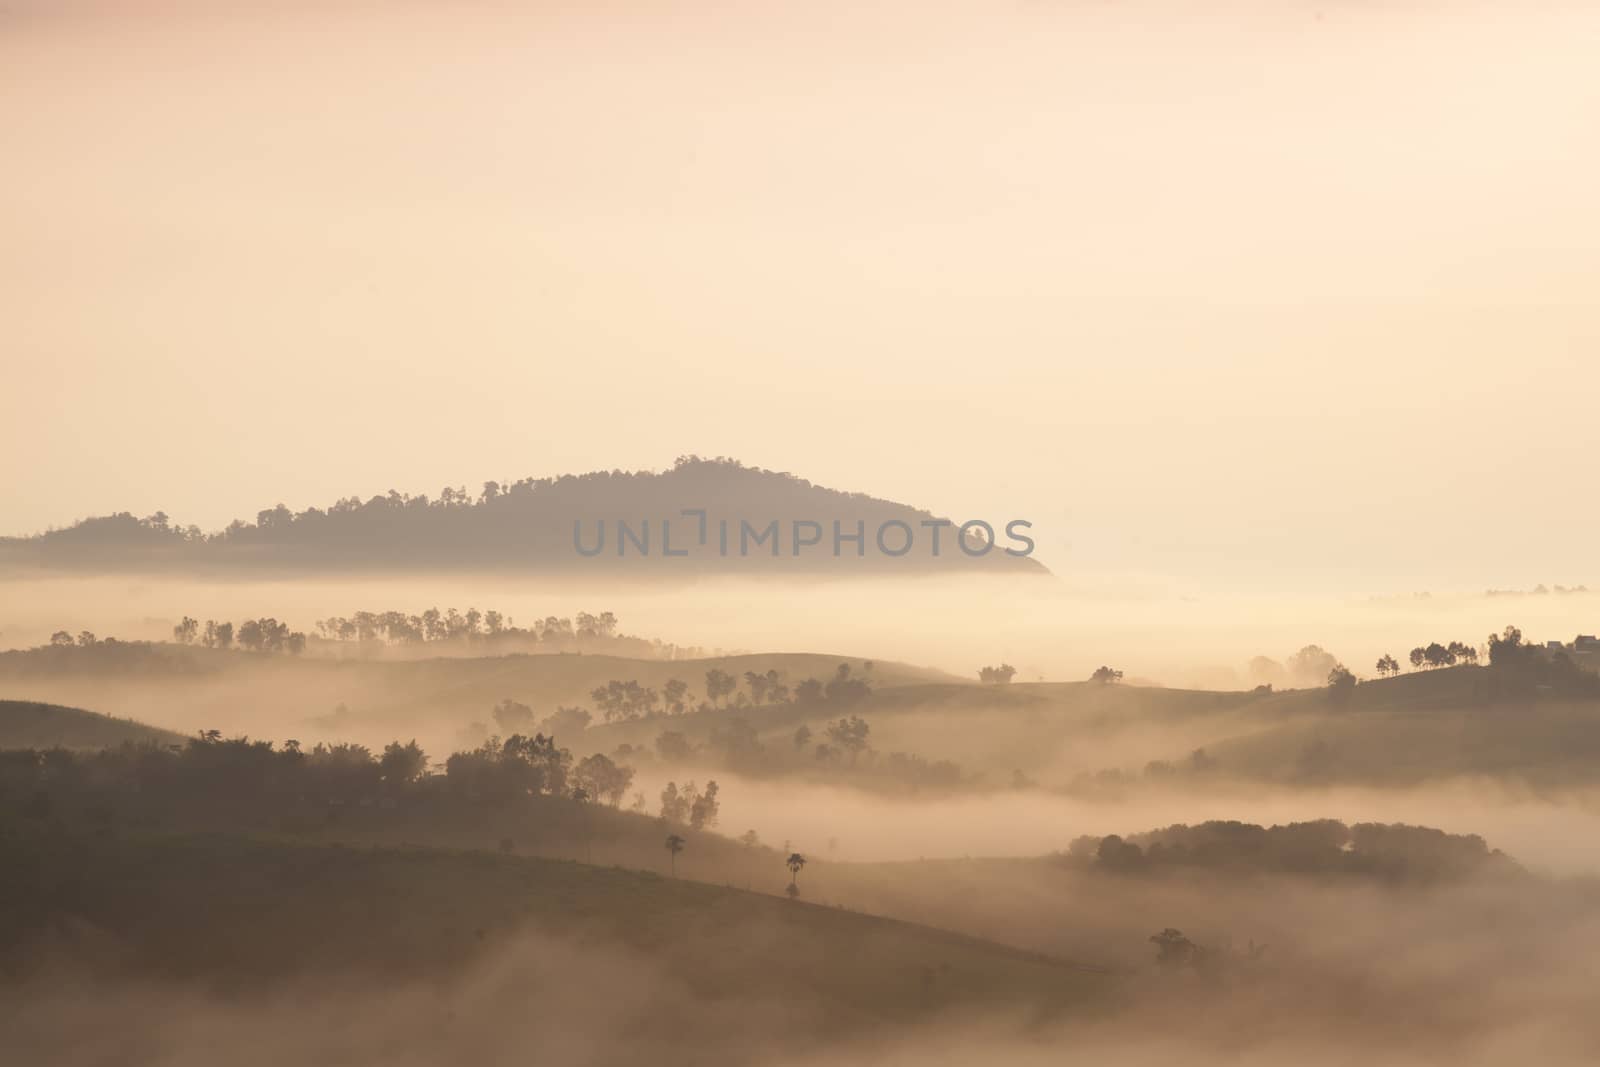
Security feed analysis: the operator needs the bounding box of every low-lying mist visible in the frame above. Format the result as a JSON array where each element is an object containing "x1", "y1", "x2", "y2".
[
  {"x1": 638, "y1": 768, "x2": 1600, "y2": 876},
  {"x1": 3, "y1": 571, "x2": 1596, "y2": 685}
]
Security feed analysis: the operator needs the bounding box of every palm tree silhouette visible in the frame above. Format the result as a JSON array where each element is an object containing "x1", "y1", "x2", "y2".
[
  {"x1": 786, "y1": 852, "x2": 806, "y2": 895},
  {"x1": 665, "y1": 833, "x2": 685, "y2": 877}
]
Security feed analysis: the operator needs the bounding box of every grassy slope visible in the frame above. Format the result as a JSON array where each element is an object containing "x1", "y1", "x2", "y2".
[
  {"x1": 1, "y1": 829, "x2": 1109, "y2": 1028},
  {"x1": 0, "y1": 700, "x2": 184, "y2": 750},
  {"x1": 0, "y1": 644, "x2": 958, "y2": 745}
]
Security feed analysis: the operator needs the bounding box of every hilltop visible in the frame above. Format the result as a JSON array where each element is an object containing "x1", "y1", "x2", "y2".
[
  {"x1": 0, "y1": 457, "x2": 1048, "y2": 577},
  {"x1": 0, "y1": 699, "x2": 184, "y2": 750},
  {"x1": 0, "y1": 643, "x2": 957, "y2": 749}
]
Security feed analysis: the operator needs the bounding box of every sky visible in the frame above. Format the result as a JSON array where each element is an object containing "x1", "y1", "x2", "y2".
[{"x1": 3, "y1": 0, "x2": 1598, "y2": 595}]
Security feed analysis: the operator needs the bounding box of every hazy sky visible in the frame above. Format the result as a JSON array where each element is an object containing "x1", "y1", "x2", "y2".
[{"x1": 3, "y1": 1, "x2": 1597, "y2": 593}]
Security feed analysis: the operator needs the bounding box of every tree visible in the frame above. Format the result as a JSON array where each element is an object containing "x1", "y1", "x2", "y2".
[
  {"x1": 379, "y1": 740, "x2": 428, "y2": 786},
  {"x1": 49, "y1": 631, "x2": 73, "y2": 647},
  {"x1": 978, "y1": 664, "x2": 1017, "y2": 684},
  {"x1": 655, "y1": 730, "x2": 693, "y2": 763},
  {"x1": 574, "y1": 752, "x2": 634, "y2": 807},
  {"x1": 1447, "y1": 640, "x2": 1478, "y2": 666},
  {"x1": 688, "y1": 780, "x2": 720, "y2": 829},
  {"x1": 824, "y1": 663, "x2": 872, "y2": 704},
  {"x1": 1287, "y1": 645, "x2": 1338, "y2": 686},
  {"x1": 76, "y1": 631, "x2": 96, "y2": 648},
  {"x1": 794, "y1": 678, "x2": 825, "y2": 704},
  {"x1": 704, "y1": 668, "x2": 737, "y2": 707},
  {"x1": 1409, "y1": 647, "x2": 1427, "y2": 670},
  {"x1": 1327, "y1": 663, "x2": 1357, "y2": 703},
  {"x1": 538, "y1": 705, "x2": 592, "y2": 738},
  {"x1": 739, "y1": 830, "x2": 761, "y2": 848},
  {"x1": 173, "y1": 616, "x2": 199, "y2": 644},
  {"x1": 237, "y1": 619, "x2": 264, "y2": 652},
  {"x1": 1149, "y1": 928, "x2": 1197, "y2": 967},
  {"x1": 744, "y1": 670, "x2": 770, "y2": 706},
  {"x1": 659, "y1": 781, "x2": 690, "y2": 824},
  {"x1": 493, "y1": 699, "x2": 536, "y2": 735},
  {"x1": 824, "y1": 715, "x2": 871, "y2": 765},
  {"x1": 663, "y1": 678, "x2": 690, "y2": 716},
  {"x1": 786, "y1": 852, "x2": 806, "y2": 894},
  {"x1": 1090, "y1": 666, "x2": 1123, "y2": 685},
  {"x1": 1375, "y1": 654, "x2": 1400, "y2": 678},
  {"x1": 792, "y1": 724, "x2": 813, "y2": 751},
  {"x1": 1487, "y1": 625, "x2": 1528, "y2": 667},
  {"x1": 664, "y1": 833, "x2": 685, "y2": 877}
]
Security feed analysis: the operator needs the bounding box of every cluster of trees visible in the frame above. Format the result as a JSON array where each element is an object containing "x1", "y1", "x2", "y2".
[
  {"x1": 49, "y1": 618, "x2": 309, "y2": 654},
  {"x1": 1363, "y1": 625, "x2": 1599, "y2": 698},
  {"x1": 1248, "y1": 645, "x2": 1341, "y2": 688},
  {"x1": 1090, "y1": 666, "x2": 1124, "y2": 684},
  {"x1": 978, "y1": 664, "x2": 1016, "y2": 684},
  {"x1": 312, "y1": 609, "x2": 618, "y2": 646},
  {"x1": 1, "y1": 726, "x2": 648, "y2": 825},
  {"x1": 658, "y1": 780, "x2": 720, "y2": 829},
  {"x1": 166, "y1": 616, "x2": 307, "y2": 653},
  {"x1": 630, "y1": 711, "x2": 965, "y2": 792},
  {"x1": 1386, "y1": 640, "x2": 1479, "y2": 673},
  {"x1": 584, "y1": 663, "x2": 871, "y2": 724},
  {"x1": 1148, "y1": 928, "x2": 1267, "y2": 975},
  {"x1": 1068, "y1": 819, "x2": 1516, "y2": 883},
  {"x1": 490, "y1": 700, "x2": 593, "y2": 739}
]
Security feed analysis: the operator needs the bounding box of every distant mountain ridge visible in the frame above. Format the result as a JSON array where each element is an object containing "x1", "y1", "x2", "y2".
[{"x1": 0, "y1": 457, "x2": 1048, "y2": 576}]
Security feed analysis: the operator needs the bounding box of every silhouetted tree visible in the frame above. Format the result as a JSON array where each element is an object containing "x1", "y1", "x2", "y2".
[
  {"x1": 573, "y1": 752, "x2": 634, "y2": 807},
  {"x1": 1328, "y1": 663, "x2": 1358, "y2": 702},
  {"x1": 1150, "y1": 928, "x2": 1197, "y2": 967},
  {"x1": 978, "y1": 664, "x2": 1017, "y2": 684},
  {"x1": 704, "y1": 668, "x2": 737, "y2": 707},
  {"x1": 688, "y1": 780, "x2": 720, "y2": 829},
  {"x1": 493, "y1": 699, "x2": 536, "y2": 735},
  {"x1": 824, "y1": 715, "x2": 871, "y2": 765},
  {"x1": 1090, "y1": 665, "x2": 1123, "y2": 684},
  {"x1": 378, "y1": 740, "x2": 428, "y2": 787},
  {"x1": 1287, "y1": 645, "x2": 1338, "y2": 686},
  {"x1": 664, "y1": 833, "x2": 685, "y2": 877},
  {"x1": 1375, "y1": 654, "x2": 1400, "y2": 677},
  {"x1": 786, "y1": 851, "x2": 806, "y2": 893}
]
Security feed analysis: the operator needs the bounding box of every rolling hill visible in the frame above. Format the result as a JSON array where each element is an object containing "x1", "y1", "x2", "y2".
[
  {"x1": 1, "y1": 829, "x2": 1110, "y2": 1038},
  {"x1": 0, "y1": 699, "x2": 184, "y2": 750},
  {"x1": 0, "y1": 456, "x2": 1049, "y2": 577}
]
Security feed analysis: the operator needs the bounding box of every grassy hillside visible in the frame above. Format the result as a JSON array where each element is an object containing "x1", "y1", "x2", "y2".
[
  {"x1": 1, "y1": 829, "x2": 1109, "y2": 1030},
  {"x1": 0, "y1": 700, "x2": 183, "y2": 750},
  {"x1": 0, "y1": 643, "x2": 957, "y2": 750}
]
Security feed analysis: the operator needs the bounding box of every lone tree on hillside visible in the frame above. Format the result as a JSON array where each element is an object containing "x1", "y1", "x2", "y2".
[
  {"x1": 664, "y1": 833, "x2": 685, "y2": 877},
  {"x1": 1090, "y1": 666, "x2": 1123, "y2": 685},
  {"x1": 978, "y1": 664, "x2": 1017, "y2": 684},
  {"x1": 786, "y1": 852, "x2": 807, "y2": 893}
]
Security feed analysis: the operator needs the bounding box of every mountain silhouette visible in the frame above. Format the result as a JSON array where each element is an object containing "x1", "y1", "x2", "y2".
[{"x1": 0, "y1": 457, "x2": 1048, "y2": 576}]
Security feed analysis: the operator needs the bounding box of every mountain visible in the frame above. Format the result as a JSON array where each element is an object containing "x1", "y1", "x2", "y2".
[{"x1": 0, "y1": 457, "x2": 1048, "y2": 576}]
